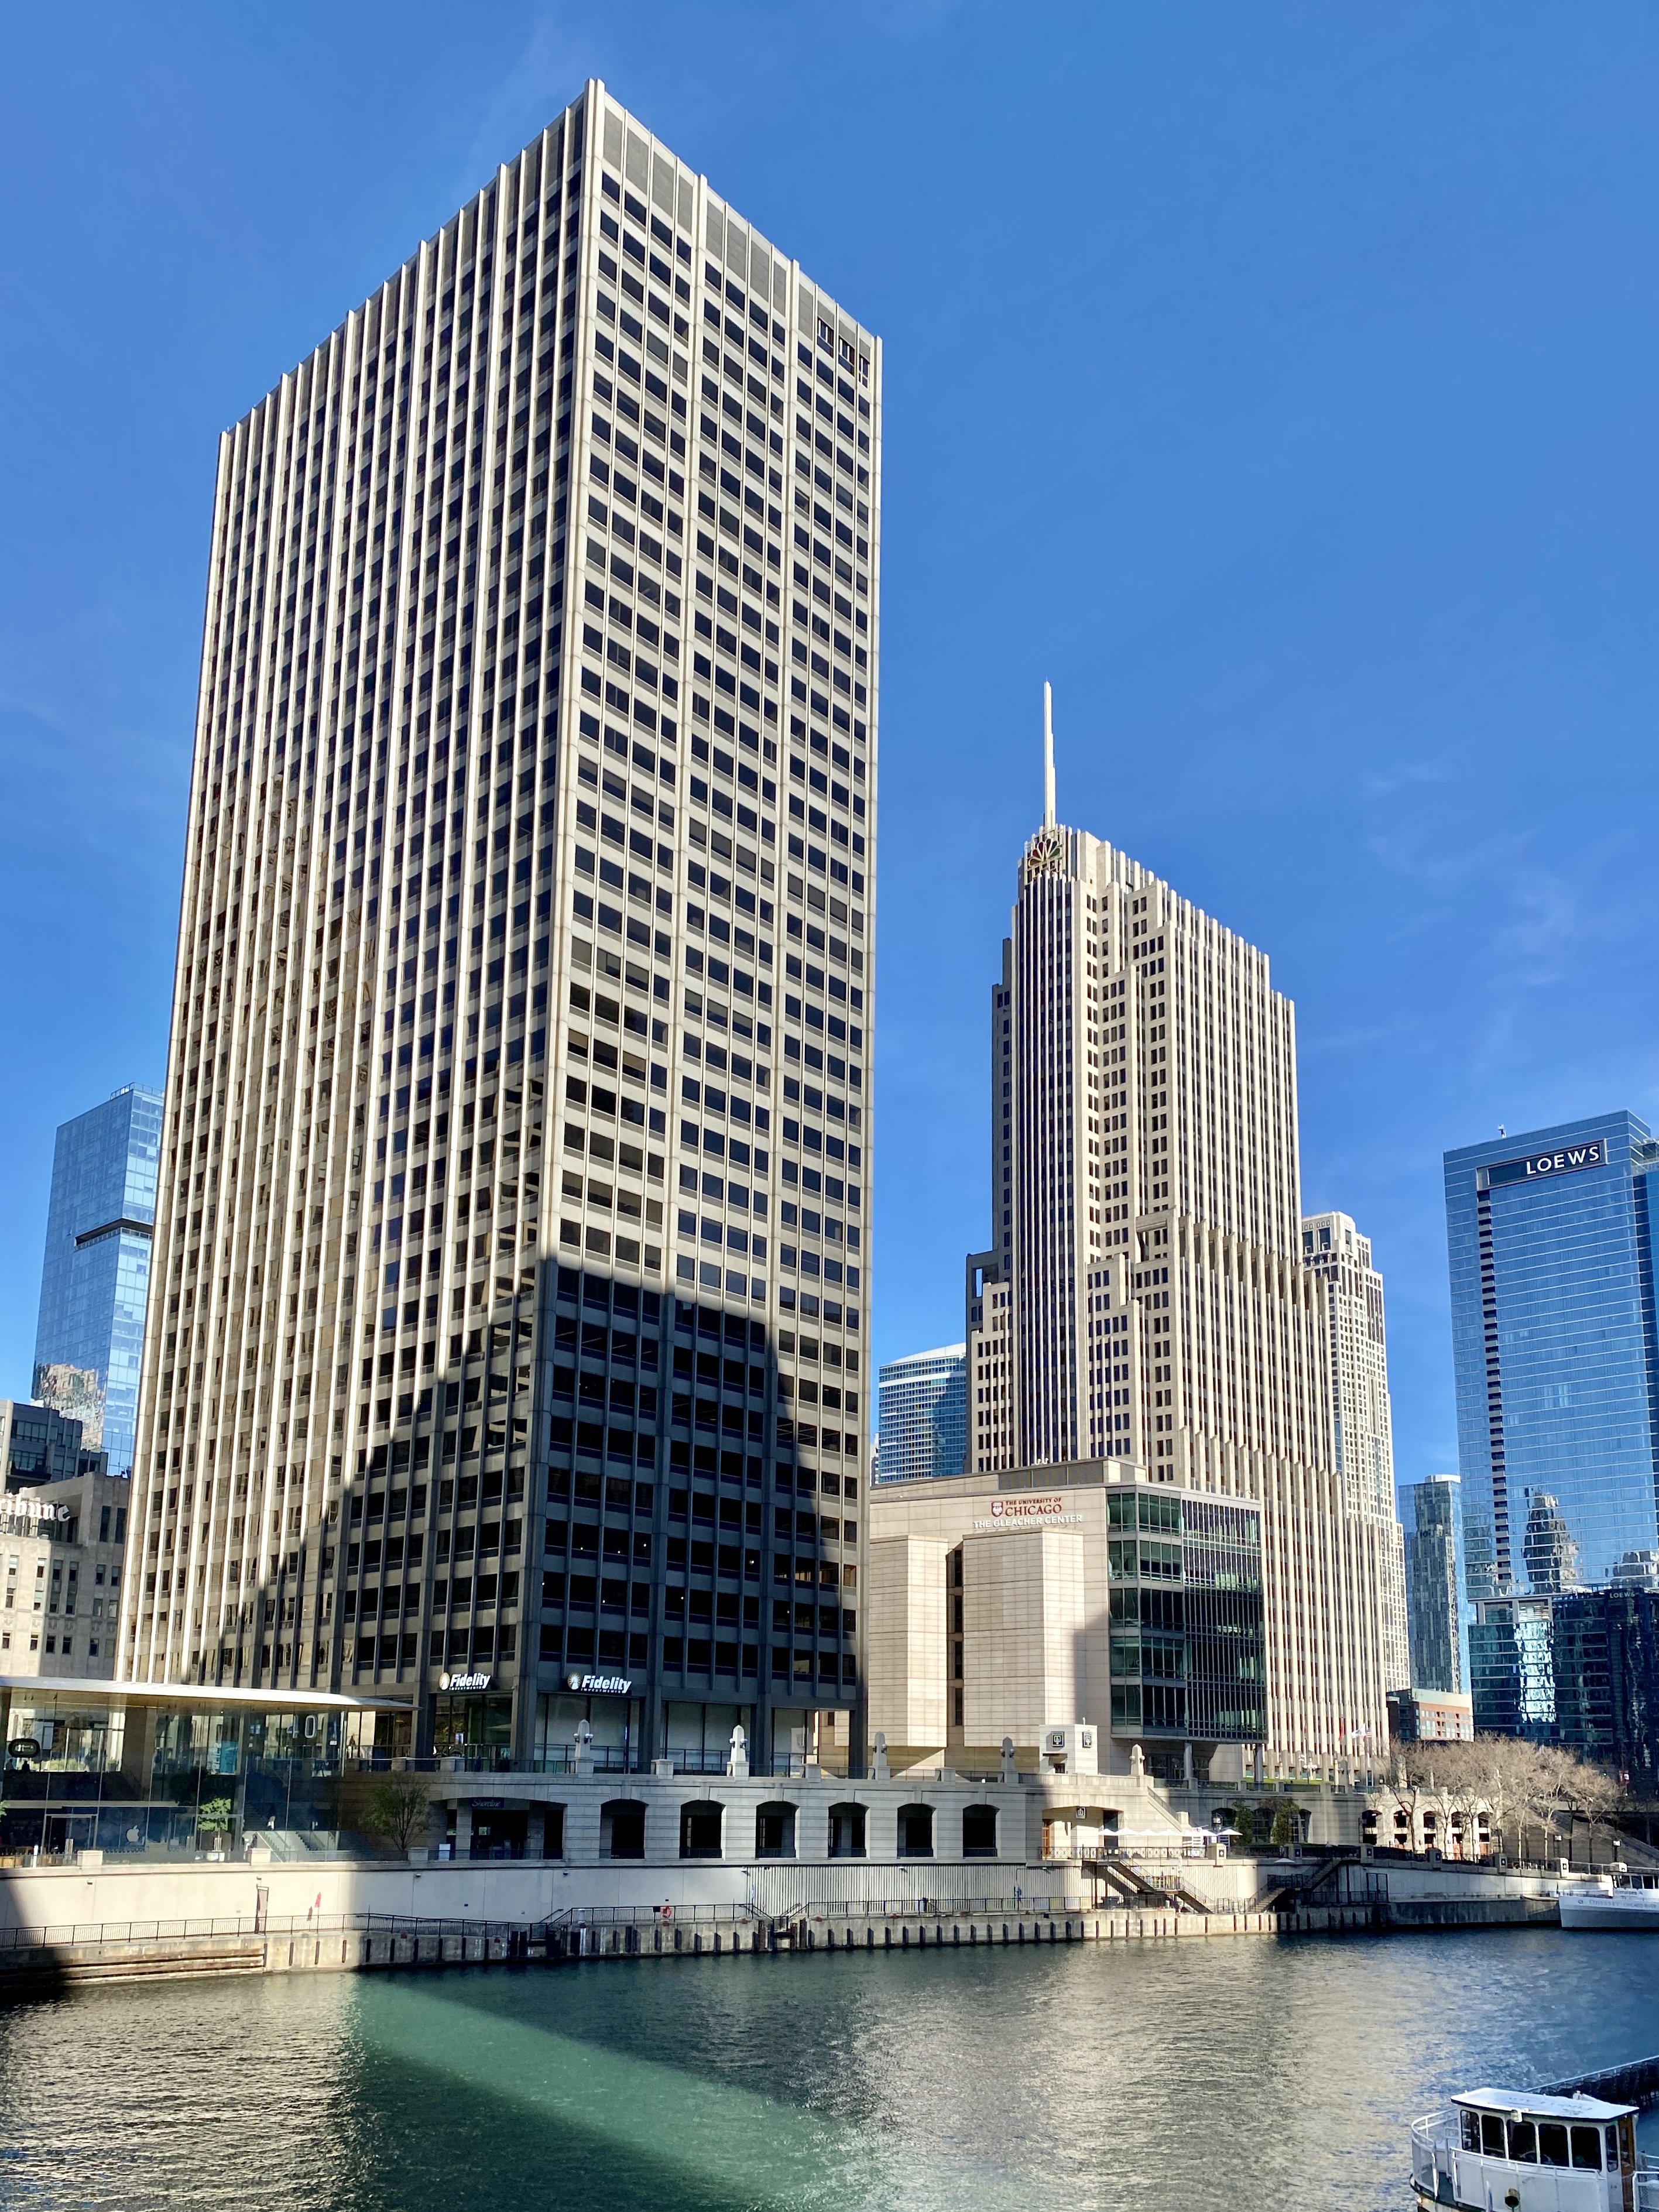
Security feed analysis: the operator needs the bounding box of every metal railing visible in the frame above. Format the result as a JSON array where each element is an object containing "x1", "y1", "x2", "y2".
[
  {"x1": 789, "y1": 1897, "x2": 1066, "y2": 1922},
  {"x1": 348, "y1": 1754, "x2": 517, "y2": 1776},
  {"x1": 347, "y1": 1751, "x2": 638, "y2": 1776},
  {"x1": 543, "y1": 1897, "x2": 1091, "y2": 1930},
  {"x1": 0, "y1": 1834, "x2": 382, "y2": 1871},
  {"x1": 1411, "y1": 2113, "x2": 1659, "y2": 2211},
  {"x1": 0, "y1": 1910, "x2": 553, "y2": 1957},
  {"x1": 523, "y1": 1750, "x2": 635, "y2": 1775},
  {"x1": 1043, "y1": 1841, "x2": 1213, "y2": 1864},
  {"x1": 543, "y1": 1902, "x2": 760, "y2": 1929}
]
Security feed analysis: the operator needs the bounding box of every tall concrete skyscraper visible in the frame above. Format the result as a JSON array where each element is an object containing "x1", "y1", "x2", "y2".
[
  {"x1": 125, "y1": 84, "x2": 880, "y2": 1775},
  {"x1": 964, "y1": 690, "x2": 1389, "y2": 1765},
  {"x1": 1301, "y1": 1209, "x2": 1409, "y2": 1692},
  {"x1": 34, "y1": 1085, "x2": 163, "y2": 1475}
]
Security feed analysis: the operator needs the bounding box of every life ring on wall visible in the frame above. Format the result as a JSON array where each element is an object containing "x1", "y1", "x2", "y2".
[{"x1": 660, "y1": 1904, "x2": 673, "y2": 1923}]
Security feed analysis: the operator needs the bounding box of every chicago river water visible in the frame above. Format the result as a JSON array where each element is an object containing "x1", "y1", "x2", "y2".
[{"x1": 4, "y1": 1930, "x2": 1657, "y2": 2210}]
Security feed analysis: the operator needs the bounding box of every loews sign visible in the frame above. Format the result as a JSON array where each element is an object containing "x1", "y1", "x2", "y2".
[{"x1": 1479, "y1": 1139, "x2": 1607, "y2": 1192}]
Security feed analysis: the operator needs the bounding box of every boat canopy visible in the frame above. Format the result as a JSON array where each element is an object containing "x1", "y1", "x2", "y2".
[{"x1": 1452, "y1": 2090, "x2": 1636, "y2": 2124}]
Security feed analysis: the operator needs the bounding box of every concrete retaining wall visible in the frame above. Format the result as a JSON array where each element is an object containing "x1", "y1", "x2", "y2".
[
  {"x1": 0, "y1": 1830, "x2": 1592, "y2": 1982},
  {"x1": 0, "y1": 1849, "x2": 1586, "y2": 1943},
  {"x1": 0, "y1": 1901, "x2": 1385, "y2": 1989},
  {"x1": 1388, "y1": 1895, "x2": 1559, "y2": 1928}
]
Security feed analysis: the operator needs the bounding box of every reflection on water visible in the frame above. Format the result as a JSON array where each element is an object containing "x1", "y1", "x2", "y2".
[{"x1": 4, "y1": 1931, "x2": 1658, "y2": 2210}]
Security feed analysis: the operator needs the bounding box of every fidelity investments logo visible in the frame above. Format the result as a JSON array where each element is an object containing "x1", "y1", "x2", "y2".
[{"x1": 567, "y1": 1669, "x2": 633, "y2": 1696}]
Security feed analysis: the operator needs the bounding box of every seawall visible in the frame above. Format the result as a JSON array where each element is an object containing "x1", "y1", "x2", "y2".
[
  {"x1": 0, "y1": 1892, "x2": 1382, "y2": 1991},
  {"x1": 0, "y1": 1846, "x2": 1588, "y2": 1989}
]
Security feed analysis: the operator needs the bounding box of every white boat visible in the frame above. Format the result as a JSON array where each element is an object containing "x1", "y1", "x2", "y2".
[
  {"x1": 1411, "y1": 2087, "x2": 1653, "y2": 2210},
  {"x1": 1561, "y1": 1876, "x2": 1659, "y2": 1931}
]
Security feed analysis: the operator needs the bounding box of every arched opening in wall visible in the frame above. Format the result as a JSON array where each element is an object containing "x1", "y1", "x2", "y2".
[
  {"x1": 961, "y1": 1804, "x2": 998, "y2": 1858},
  {"x1": 897, "y1": 1803, "x2": 934, "y2": 1860},
  {"x1": 755, "y1": 1802, "x2": 797, "y2": 1859},
  {"x1": 828, "y1": 1802, "x2": 866, "y2": 1858},
  {"x1": 468, "y1": 1808, "x2": 529, "y2": 1860},
  {"x1": 680, "y1": 1798, "x2": 725, "y2": 1860},
  {"x1": 601, "y1": 1798, "x2": 647, "y2": 1860}
]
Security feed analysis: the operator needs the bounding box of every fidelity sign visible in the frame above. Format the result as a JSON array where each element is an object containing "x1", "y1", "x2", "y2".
[
  {"x1": 1479, "y1": 1139, "x2": 1607, "y2": 1192},
  {"x1": 566, "y1": 1671, "x2": 633, "y2": 1696}
]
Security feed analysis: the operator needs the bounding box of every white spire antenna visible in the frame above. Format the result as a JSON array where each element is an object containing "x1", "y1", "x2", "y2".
[{"x1": 1043, "y1": 681, "x2": 1056, "y2": 831}]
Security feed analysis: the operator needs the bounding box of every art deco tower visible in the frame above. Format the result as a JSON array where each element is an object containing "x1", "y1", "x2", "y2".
[
  {"x1": 965, "y1": 692, "x2": 1389, "y2": 1764},
  {"x1": 1301, "y1": 1208, "x2": 1410, "y2": 1692},
  {"x1": 124, "y1": 83, "x2": 881, "y2": 1775}
]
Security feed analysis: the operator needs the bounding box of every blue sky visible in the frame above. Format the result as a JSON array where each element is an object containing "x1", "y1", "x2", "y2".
[{"x1": 2, "y1": 5, "x2": 1655, "y2": 1488}]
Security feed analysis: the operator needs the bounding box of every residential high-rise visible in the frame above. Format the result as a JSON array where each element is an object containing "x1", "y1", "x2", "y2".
[
  {"x1": 875, "y1": 1345, "x2": 966, "y2": 1484},
  {"x1": 1444, "y1": 1114, "x2": 1659, "y2": 1601},
  {"x1": 1521, "y1": 1490, "x2": 1581, "y2": 1596},
  {"x1": 124, "y1": 84, "x2": 881, "y2": 1778},
  {"x1": 960, "y1": 689, "x2": 1389, "y2": 1768},
  {"x1": 1400, "y1": 1473, "x2": 1466, "y2": 1693},
  {"x1": 1, "y1": 1399, "x2": 104, "y2": 1489},
  {"x1": 1551, "y1": 1573, "x2": 1659, "y2": 1792},
  {"x1": 1301, "y1": 1209, "x2": 1409, "y2": 1691},
  {"x1": 1384, "y1": 1686, "x2": 1473, "y2": 1744},
  {"x1": 33, "y1": 1086, "x2": 163, "y2": 1474},
  {"x1": 1469, "y1": 1561, "x2": 1659, "y2": 1773},
  {"x1": 1469, "y1": 1593, "x2": 1556, "y2": 1739}
]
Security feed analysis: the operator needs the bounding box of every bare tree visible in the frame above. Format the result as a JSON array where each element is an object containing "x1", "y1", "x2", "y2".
[
  {"x1": 1373, "y1": 1735, "x2": 1636, "y2": 1866},
  {"x1": 1412, "y1": 1741, "x2": 1490, "y2": 1859},
  {"x1": 1380, "y1": 1756, "x2": 1428, "y2": 1853},
  {"x1": 365, "y1": 1775, "x2": 431, "y2": 1854},
  {"x1": 1459, "y1": 1736, "x2": 1533, "y2": 1863},
  {"x1": 1520, "y1": 1745, "x2": 1582, "y2": 1864},
  {"x1": 1560, "y1": 1758, "x2": 1630, "y2": 1869}
]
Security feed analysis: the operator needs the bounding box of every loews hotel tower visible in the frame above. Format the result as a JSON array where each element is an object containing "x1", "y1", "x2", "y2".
[
  {"x1": 964, "y1": 694, "x2": 1389, "y2": 1765},
  {"x1": 124, "y1": 84, "x2": 880, "y2": 1775}
]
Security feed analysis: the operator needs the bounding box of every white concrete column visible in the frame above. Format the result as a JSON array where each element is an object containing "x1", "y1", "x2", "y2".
[
  {"x1": 563, "y1": 1786, "x2": 604, "y2": 1865},
  {"x1": 863, "y1": 1795, "x2": 898, "y2": 1860},
  {"x1": 794, "y1": 1788, "x2": 830, "y2": 1861}
]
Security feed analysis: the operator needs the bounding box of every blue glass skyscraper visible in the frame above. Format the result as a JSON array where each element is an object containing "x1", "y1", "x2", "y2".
[
  {"x1": 1444, "y1": 1112, "x2": 1659, "y2": 1604},
  {"x1": 875, "y1": 1346, "x2": 968, "y2": 1483},
  {"x1": 33, "y1": 1086, "x2": 163, "y2": 1477}
]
